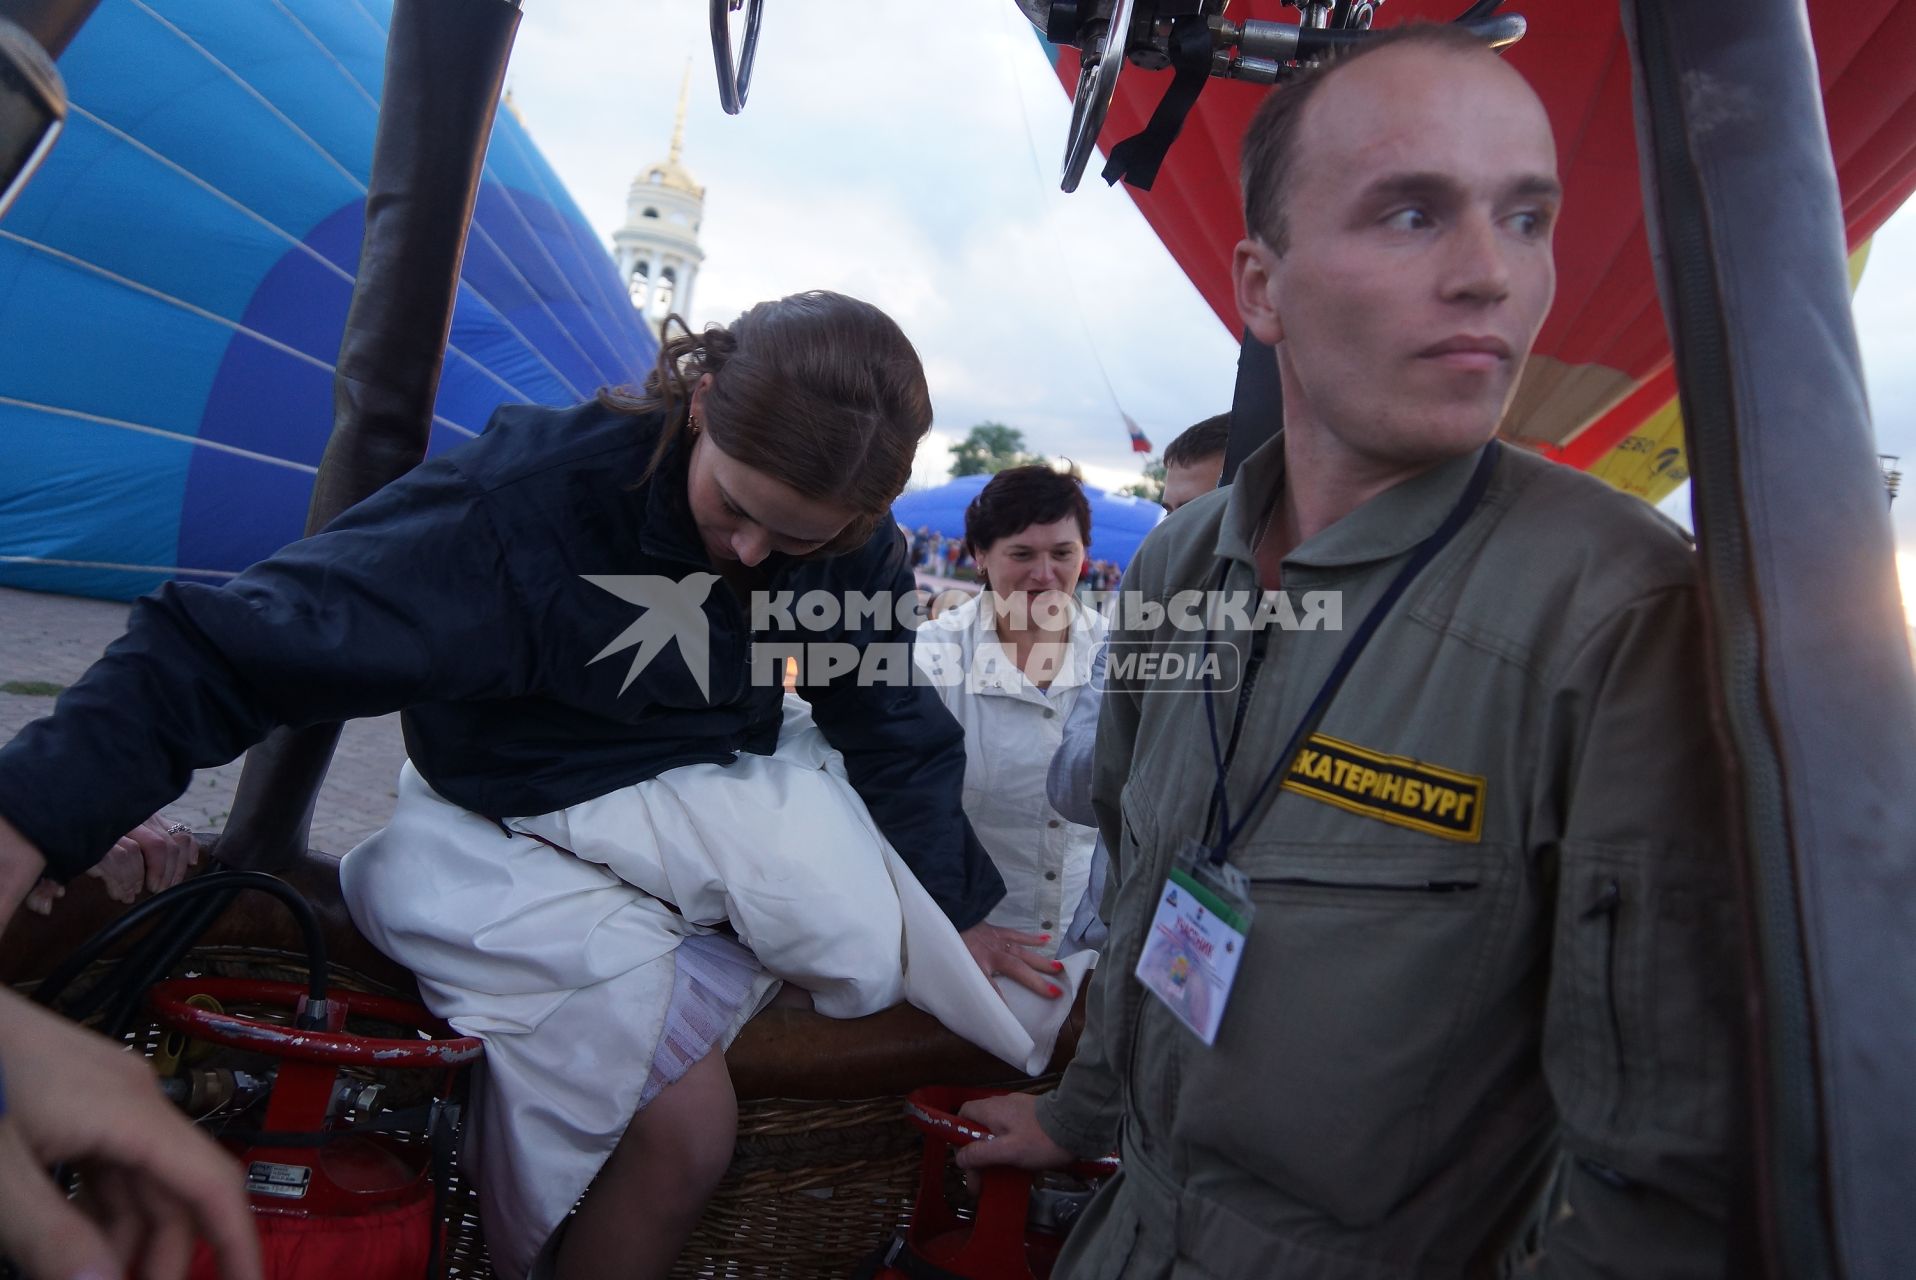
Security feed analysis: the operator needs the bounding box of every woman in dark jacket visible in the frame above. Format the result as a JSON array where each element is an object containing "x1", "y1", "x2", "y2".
[{"x1": 0, "y1": 292, "x2": 1057, "y2": 1279}]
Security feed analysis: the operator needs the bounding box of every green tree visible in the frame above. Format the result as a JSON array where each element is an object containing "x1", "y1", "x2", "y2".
[
  {"x1": 1120, "y1": 456, "x2": 1166, "y2": 503},
  {"x1": 948, "y1": 422, "x2": 1036, "y2": 478}
]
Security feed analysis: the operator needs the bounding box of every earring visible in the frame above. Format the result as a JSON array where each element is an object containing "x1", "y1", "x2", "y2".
[{"x1": 688, "y1": 412, "x2": 701, "y2": 435}]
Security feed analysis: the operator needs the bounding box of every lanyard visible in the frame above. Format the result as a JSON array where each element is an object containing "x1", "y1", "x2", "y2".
[{"x1": 1201, "y1": 442, "x2": 1502, "y2": 866}]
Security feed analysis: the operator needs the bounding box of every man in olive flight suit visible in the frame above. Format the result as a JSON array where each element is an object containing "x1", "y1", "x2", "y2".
[{"x1": 959, "y1": 24, "x2": 1739, "y2": 1279}]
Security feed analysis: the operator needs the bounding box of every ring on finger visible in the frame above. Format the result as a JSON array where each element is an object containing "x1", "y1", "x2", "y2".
[{"x1": 165, "y1": 821, "x2": 190, "y2": 836}]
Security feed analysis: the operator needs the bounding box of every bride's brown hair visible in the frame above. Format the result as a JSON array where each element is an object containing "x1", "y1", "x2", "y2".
[{"x1": 601, "y1": 291, "x2": 933, "y2": 554}]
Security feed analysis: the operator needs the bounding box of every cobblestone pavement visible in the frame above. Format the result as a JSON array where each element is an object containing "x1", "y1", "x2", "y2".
[{"x1": 0, "y1": 585, "x2": 406, "y2": 856}]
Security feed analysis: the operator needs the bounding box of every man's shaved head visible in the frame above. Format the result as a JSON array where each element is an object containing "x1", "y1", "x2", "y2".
[
  {"x1": 1228, "y1": 22, "x2": 1560, "y2": 468},
  {"x1": 1242, "y1": 24, "x2": 1535, "y2": 254}
]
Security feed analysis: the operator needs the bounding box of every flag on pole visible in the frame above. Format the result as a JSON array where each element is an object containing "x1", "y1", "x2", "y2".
[{"x1": 1123, "y1": 409, "x2": 1152, "y2": 454}]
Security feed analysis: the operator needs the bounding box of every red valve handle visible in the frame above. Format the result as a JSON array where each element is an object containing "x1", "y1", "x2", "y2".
[{"x1": 148, "y1": 977, "x2": 482, "y2": 1070}]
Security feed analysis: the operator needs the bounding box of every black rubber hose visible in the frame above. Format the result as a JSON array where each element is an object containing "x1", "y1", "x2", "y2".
[
  {"x1": 66, "y1": 878, "x2": 233, "y2": 1023},
  {"x1": 32, "y1": 870, "x2": 328, "y2": 1014},
  {"x1": 98, "y1": 886, "x2": 242, "y2": 1040},
  {"x1": 34, "y1": 890, "x2": 192, "y2": 1013}
]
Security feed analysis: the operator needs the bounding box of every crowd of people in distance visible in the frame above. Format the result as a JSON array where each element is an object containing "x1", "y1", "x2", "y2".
[
  {"x1": 907, "y1": 527, "x2": 972, "y2": 579},
  {"x1": 1075, "y1": 558, "x2": 1122, "y2": 593}
]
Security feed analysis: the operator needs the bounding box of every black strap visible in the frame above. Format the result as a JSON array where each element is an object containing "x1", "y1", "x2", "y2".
[
  {"x1": 426, "y1": 1098, "x2": 459, "y2": 1280},
  {"x1": 212, "y1": 1100, "x2": 450, "y2": 1149},
  {"x1": 1101, "y1": 16, "x2": 1213, "y2": 191},
  {"x1": 1203, "y1": 441, "x2": 1503, "y2": 865}
]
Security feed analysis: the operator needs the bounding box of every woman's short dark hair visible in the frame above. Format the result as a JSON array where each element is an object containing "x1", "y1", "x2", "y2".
[
  {"x1": 601, "y1": 290, "x2": 933, "y2": 555},
  {"x1": 963, "y1": 465, "x2": 1092, "y2": 558}
]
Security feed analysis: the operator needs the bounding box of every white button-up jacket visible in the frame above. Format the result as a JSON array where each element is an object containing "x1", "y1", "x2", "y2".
[{"x1": 914, "y1": 594, "x2": 1108, "y2": 955}]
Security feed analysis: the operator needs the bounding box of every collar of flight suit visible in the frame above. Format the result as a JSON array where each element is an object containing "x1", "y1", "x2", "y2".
[
  {"x1": 956, "y1": 592, "x2": 1101, "y2": 700},
  {"x1": 1214, "y1": 431, "x2": 1497, "y2": 579}
]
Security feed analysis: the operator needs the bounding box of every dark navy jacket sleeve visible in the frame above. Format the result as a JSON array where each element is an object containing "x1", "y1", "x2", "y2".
[
  {"x1": 0, "y1": 453, "x2": 532, "y2": 881},
  {"x1": 799, "y1": 528, "x2": 1006, "y2": 930}
]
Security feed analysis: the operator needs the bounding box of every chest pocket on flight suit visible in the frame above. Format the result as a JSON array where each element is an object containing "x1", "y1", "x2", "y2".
[{"x1": 1167, "y1": 837, "x2": 1513, "y2": 1227}]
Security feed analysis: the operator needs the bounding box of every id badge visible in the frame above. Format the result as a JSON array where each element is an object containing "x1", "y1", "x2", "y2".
[{"x1": 1135, "y1": 841, "x2": 1255, "y2": 1045}]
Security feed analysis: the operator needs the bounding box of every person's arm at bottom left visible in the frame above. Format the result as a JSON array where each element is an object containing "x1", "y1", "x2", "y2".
[
  {"x1": 0, "y1": 988, "x2": 261, "y2": 1280},
  {"x1": 0, "y1": 815, "x2": 47, "y2": 938}
]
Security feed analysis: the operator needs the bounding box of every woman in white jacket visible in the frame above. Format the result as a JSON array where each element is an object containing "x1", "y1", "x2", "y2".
[{"x1": 914, "y1": 466, "x2": 1109, "y2": 964}]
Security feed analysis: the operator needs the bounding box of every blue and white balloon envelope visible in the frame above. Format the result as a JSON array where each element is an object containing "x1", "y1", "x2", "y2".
[{"x1": 0, "y1": 0, "x2": 657, "y2": 600}]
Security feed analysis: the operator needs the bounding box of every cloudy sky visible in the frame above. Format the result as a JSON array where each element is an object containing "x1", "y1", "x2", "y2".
[
  {"x1": 503, "y1": 0, "x2": 1239, "y2": 497},
  {"x1": 503, "y1": 0, "x2": 1916, "y2": 594}
]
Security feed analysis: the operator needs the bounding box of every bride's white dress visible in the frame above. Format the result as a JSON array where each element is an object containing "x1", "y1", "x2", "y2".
[{"x1": 340, "y1": 698, "x2": 1093, "y2": 1279}]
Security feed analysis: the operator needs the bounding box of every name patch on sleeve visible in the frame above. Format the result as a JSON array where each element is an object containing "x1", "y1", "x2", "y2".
[{"x1": 1282, "y1": 733, "x2": 1486, "y2": 841}]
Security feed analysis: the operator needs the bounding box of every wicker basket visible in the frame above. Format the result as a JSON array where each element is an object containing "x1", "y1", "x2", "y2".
[
  {"x1": 670, "y1": 1095, "x2": 922, "y2": 1279},
  {"x1": 434, "y1": 1091, "x2": 926, "y2": 1280}
]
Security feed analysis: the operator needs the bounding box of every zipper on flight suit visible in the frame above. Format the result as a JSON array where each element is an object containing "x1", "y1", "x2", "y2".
[
  {"x1": 1122, "y1": 620, "x2": 1277, "y2": 1124},
  {"x1": 1580, "y1": 877, "x2": 1626, "y2": 1121},
  {"x1": 1252, "y1": 876, "x2": 1481, "y2": 893},
  {"x1": 1201, "y1": 624, "x2": 1273, "y2": 850},
  {"x1": 1222, "y1": 623, "x2": 1271, "y2": 762}
]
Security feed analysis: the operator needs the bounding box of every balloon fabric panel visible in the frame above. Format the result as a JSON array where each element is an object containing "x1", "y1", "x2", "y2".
[{"x1": 0, "y1": 0, "x2": 658, "y2": 601}]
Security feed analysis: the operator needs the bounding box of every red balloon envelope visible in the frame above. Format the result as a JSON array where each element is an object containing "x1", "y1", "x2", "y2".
[{"x1": 1054, "y1": 0, "x2": 1916, "y2": 476}]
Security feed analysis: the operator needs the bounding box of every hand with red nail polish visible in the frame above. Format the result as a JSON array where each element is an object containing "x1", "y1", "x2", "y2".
[{"x1": 960, "y1": 922, "x2": 1067, "y2": 999}]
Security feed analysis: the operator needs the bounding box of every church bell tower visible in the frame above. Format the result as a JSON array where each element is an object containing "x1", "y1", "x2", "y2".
[{"x1": 612, "y1": 67, "x2": 706, "y2": 334}]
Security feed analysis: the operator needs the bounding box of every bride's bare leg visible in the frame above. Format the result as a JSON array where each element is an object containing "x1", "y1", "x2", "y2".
[{"x1": 554, "y1": 1047, "x2": 736, "y2": 1280}]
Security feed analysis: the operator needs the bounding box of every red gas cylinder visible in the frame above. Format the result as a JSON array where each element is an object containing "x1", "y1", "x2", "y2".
[{"x1": 146, "y1": 977, "x2": 481, "y2": 1280}]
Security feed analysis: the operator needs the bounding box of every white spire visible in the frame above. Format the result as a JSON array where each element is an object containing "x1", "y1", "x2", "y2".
[
  {"x1": 670, "y1": 61, "x2": 690, "y2": 168},
  {"x1": 612, "y1": 64, "x2": 707, "y2": 336}
]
